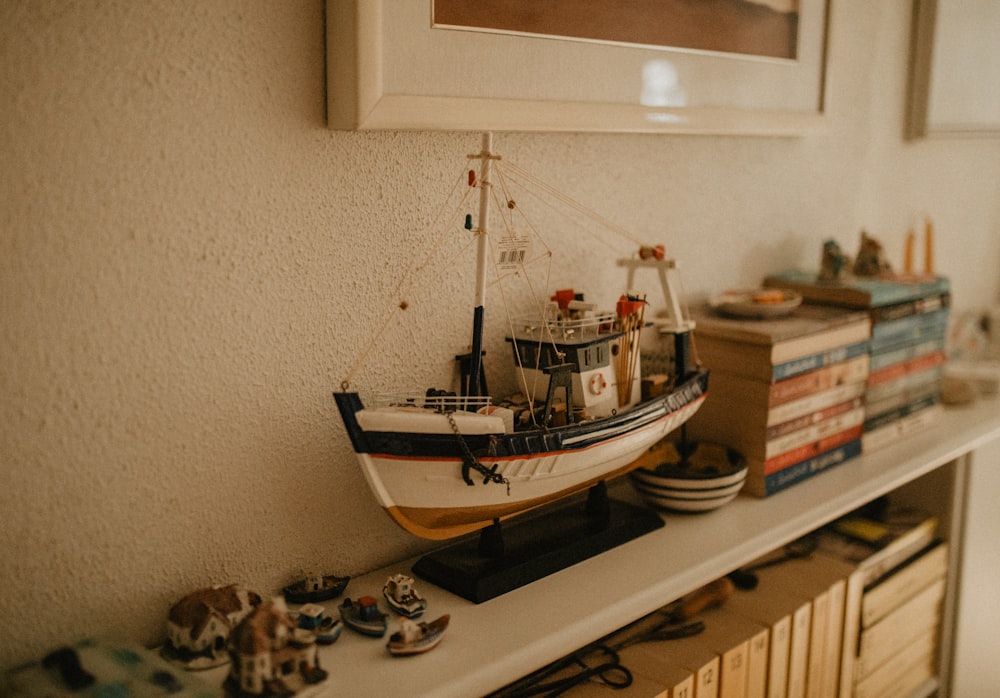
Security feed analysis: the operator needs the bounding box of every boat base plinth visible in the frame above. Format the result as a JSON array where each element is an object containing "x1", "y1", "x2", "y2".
[{"x1": 411, "y1": 493, "x2": 664, "y2": 604}]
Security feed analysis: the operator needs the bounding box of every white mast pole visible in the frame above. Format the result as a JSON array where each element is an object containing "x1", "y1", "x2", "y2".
[{"x1": 474, "y1": 132, "x2": 493, "y2": 307}]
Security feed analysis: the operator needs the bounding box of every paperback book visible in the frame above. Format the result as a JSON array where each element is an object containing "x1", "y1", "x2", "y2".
[
  {"x1": 692, "y1": 303, "x2": 871, "y2": 368},
  {"x1": 762, "y1": 270, "x2": 950, "y2": 310}
]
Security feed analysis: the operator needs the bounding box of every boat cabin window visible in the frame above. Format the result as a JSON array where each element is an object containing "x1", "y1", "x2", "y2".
[
  {"x1": 513, "y1": 342, "x2": 562, "y2": 369},
  {"x1": 574, "y1": 343, "x2": 610, "y2": 371}
]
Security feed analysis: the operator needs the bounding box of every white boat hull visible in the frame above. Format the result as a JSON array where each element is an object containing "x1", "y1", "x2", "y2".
[{"x1": 342, "y1": 382, "x2": 707, "y2": 539}]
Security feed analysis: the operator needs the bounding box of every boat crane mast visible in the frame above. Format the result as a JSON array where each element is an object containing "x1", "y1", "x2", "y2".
[{"x1": 467, "y1": 132, "x2": 497, "y2": 398}]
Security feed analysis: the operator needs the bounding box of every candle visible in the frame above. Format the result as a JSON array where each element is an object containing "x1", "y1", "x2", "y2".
[
  {"x1": 924, "y1": 219, "x2": 934, "y2": 274},
  {"x1": 904, "y1": 229, "x2": 915, "y2": 273}
]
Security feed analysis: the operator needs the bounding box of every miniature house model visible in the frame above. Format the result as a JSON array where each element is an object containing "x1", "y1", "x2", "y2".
[
  {"x1": 164, "y1": 584, "x2": 262, "y2": 668},
  {"x1": 225, "y1": 598, "x2": 327, "y2": 697}
]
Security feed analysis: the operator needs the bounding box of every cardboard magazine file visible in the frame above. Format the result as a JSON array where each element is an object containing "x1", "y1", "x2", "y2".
[
  {"x1": 854, "y1": 577, "x2": 945, "y2": 681},
  {"x1": 812, "y1": 507, "x2": 940, "y2": 697},
  {"x1": 630, "y1": 636, "x2": 721, "y2": 698},
  {"x1": 612, "y1": 643, "x2": 696, "y2": 698},
  {"x1": 738, "y1": 550, "x2": 855, "y2": 698},
  {"x1": 852, "y1": 632, "x2": 936, "y2": 698},
  {"x1": 862, "y1": 540, "x2": 948, "y2": 629},
  {"x1": 688, "y1": 606, "x2": 772, "y2": 698},
  {"x1": 813, "y1": 508, "x2": 940, "y2": 587},
  {"x1": 723, "y1": 581, "x2": 808, "y2": 698}
]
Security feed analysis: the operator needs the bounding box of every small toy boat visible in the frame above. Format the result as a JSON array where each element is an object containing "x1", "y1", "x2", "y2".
[
  {"x1": 281, "y1": 573, "x2": 350, "y2": 604},
  {"x1": 339, "y1": 596, "x2": 388, "y2": 638},
  {"x1": 387, "y1": 614, "x2": 450, "y2": 656},
  {"x1": 383, "y1": 573, "x2": 427, "y2": 618},
  {"x1": 293, "y1": 603, "x2": 344, "y2": 645}
]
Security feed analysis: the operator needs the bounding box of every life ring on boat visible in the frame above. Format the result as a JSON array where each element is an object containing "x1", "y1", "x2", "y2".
[{"x1": 589, "y1": 373, "x2": 607, "y2": 395}]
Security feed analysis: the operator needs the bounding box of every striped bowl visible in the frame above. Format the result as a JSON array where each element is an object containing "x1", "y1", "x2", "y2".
[{"x1": 629, "y1": 440, "x2": 747, "y2": 513}]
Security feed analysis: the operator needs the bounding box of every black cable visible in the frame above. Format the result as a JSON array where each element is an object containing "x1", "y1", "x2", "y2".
[
  {"x1": 487, "y1": 645, "x2": 631, "y2": 698},
  {"x1": 486, "y1": 613, "x2": 706, "y2": 697}
]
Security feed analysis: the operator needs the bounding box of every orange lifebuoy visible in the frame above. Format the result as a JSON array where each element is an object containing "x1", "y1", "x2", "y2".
[{"x1": 589, "y1": 373, "x2": 607, "y2": 395}]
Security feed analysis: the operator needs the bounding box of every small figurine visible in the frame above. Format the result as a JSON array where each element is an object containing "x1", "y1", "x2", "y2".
[
  {"x1": 281, "y1": 572, "x2": 350, "y2": 604},
  {"x1": 383, "y1": 573, "x2": 427, "y2": 618},
  {"x1": 819, "y1": 239, "x2": 851, "y2": 281},
  {"x1": 339, "y1": 596, "x2": 388, "y2": 637},
  {"x1": 224, "y1": 598, "x2": 328, "y2": 697},
  {"x1": 852, "y1": 230, "x2": 893, "y2": 277},
  {"x1": 162, "y1": 584, "x2": 262, "y2": 669},
  {"x1": 293, "y1": 602, "x2": 344, "y2": 645},
  {"x1": 386, "y1": 614, "x2": 450, "y2": 656}
]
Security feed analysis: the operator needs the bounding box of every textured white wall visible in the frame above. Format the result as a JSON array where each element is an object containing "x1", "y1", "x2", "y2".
[{"x1": 1, "y1": 0, "x2": 998, "y2": 666}]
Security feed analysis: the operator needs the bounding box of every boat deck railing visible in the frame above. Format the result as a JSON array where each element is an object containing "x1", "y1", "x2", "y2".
[
  {"x1": 510, "y1": 310, "x2": 619, "y2": 343},
  {"x1": 373, "y1": 391, "x2": 493, "y2": 413}
]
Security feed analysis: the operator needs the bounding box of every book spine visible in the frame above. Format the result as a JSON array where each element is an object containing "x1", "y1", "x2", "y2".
[
  {"x1": 764, "y1": 407, "x2": 866, "y2": 461},
  {"x1": 766, "y1": 616, "x2": 792, "y2": 698},
  {"x1": 861, "y1": 542, "x2": 948, "y2": 629},
  {"x1": 766, "y1": 381, "x2": 867, "y2": 426},
  {"x1": 863, "y1": 394, "x2": 940, "y2": 433},
  {"x1": 853, "y1": 634, "x2": 936, "y2": 698},
  {"x1": 866, "y1": 350, "x2": 946, "y2": 387},
  {"x1": 771, "y1": 340, "x2": 870, "y2": 382},
  {"x1": 861, "y1": 403, "x2": 944, "y2": 453},
  {"x1": 805, "y1": 588, "x2": 830, "y2": 698},
  {"x1": 820, "y1": 579, "x2": 847, "y2": 698},
  {"x1": 868, "y1": 292, "x2": 950, "y2": 323},
  {"x1": 855, "y1": 579, "x2": 945, "y2": 679},
  {"x1": 864, "y1": 366, "x2": 943, "y2": 405},
  {"x1": 839, "y1": 572, "x2": 864, "y2": 698},
  {"x1": 745, "y1": 628, "x2": 770, "y2": 698},
  {"x1": 767, "y1": 355, "x2": 869, "y2": 406},
  {"x1": 861, "y1": 533, "x2": 938, "y2": 587},
  {"x1": 787, "y1": 604, "x2": 812, "y2": 698},
  {"x1": 868, "y1": 336, "x2": 944, "y2": 372},
  {"x1": 719, "y1": 641, "x2": 750, "y2": 698},
  {"x1": 864, "y1": 381, "x2": 940, "y2": 420},
  {"x1": 744, "y1": 439, "x2": 862, "y2": 497},
  {"x1": 869, "y1": 308, "x2": 949, "y2": 352},
  {"x1": 762, "y1": 424, "x2": 863, "y2": 475},
  {"x1": 766, "y1": 396, "x2": 864, "y2": 441}
]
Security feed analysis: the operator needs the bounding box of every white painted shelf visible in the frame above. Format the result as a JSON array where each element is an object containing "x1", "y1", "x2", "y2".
[{"x1": 205, "y1": 397, "x2": 1000, "y2": 697}]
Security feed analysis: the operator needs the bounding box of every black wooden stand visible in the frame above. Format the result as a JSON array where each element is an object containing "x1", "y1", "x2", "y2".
[{"x1": 411, "y1": 482, "x2": 664, "y2": 603}]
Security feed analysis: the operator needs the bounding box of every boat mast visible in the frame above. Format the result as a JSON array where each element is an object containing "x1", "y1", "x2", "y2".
[{"x1": 467, "y1": 132, "x2": 494, "y2": 398}]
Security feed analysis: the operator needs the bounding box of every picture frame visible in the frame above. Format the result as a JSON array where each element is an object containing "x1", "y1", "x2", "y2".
[
  {"x1": 906, "y1": 0, "x2": 1000, "y2": 139},
  {"x1": 326, "y1": 0, "x2": 830, "y2": 136}
]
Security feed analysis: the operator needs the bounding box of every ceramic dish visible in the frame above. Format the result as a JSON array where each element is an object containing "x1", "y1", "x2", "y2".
[
  {"x1": 629, "y1": 440, "x2": 747, "y2": 513},
  {"x1": 708, "y1": 288, "x2": 802, "y2": 319}
]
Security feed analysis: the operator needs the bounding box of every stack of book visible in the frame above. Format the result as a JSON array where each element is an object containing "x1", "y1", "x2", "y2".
[
  {"x1": 814, "y1": 504, "x2": 946, "y2": 698},
  {"x1": 688, "y1": 303, "x2": 872, "y2": 497},
  {"x1": 763, "y1": 271, "x2": 951, "y2": 452}
]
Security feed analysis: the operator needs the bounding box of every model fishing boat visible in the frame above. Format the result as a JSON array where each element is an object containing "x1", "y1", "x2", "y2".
[
  {"x1": 335, "y1": 133, "x2": 709, "y2": 541},
  {"x1": 281, "y1": 573, "x2": 349, "y2": 604},
  {"x1": 293, "y1": 603, "x2": 344, "y2": 645},
  {"x1": 383, "y1": 573, "x2": 427, "y2": 618},
  {"x1": 386, "y1": 615, "x2": 450, "y2": 657},
  {"x1": 339, "y1": 596, "x2": 388, "y2": 638}
]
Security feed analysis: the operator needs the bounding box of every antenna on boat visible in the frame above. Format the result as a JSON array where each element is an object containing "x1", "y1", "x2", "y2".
[{"x1": 466, "y1": 132, "x2": 498, "y2": 398}]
